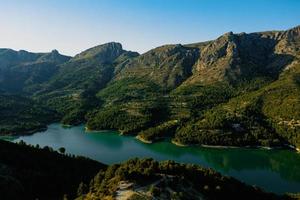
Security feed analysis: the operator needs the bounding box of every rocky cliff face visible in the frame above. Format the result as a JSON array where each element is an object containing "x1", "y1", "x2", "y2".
[
  {"x1": 184, "y1": 27, "x2": 299, "y2": 85},
  {"x1": 112, "y1": 26, "x2": 299, "y2": 89},
  {"x1": 116, "y1": 44, "x2": 199, "y2": 89},
  {"x1": 1, "y1": 25, "x2": 299, "y2": 148},
  {"x1": 72, "y1": 42, "x2": 126, "y2": 63}
]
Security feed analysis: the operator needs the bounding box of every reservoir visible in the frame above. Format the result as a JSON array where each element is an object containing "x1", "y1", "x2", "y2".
[{"x1": 8, "y1": 123, "x2": 300, "y2": 194}]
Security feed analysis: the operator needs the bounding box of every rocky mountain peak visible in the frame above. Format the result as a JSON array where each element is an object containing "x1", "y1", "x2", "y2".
[
  {"x1": 223, "y1": 31, "x2": 234, "y2": 37},
  {"x1": 51, "y1": 49, "x2": 59, "y2": 55},
  {"x1": 73, "y1": 42, "x2": 124, "y2": 63},
  {"x1": 36, "y1": 50, "x2": 70, "y2": 64},
  {"x1": 217, "y1": 31, "x2": 236, "y2": 43},
  {"x1": 284, "y1": 25, "x2": 300, "y2": 39}
]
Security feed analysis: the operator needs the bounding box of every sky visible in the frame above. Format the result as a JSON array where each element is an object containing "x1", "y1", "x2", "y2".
[{"x1": 0, "y1": 0, "x2": 299, "y2": 56}]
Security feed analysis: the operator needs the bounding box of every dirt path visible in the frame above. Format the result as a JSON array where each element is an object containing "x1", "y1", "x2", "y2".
[{"x1": 115, "y1": 181, "x2": 135, "y2": 200}]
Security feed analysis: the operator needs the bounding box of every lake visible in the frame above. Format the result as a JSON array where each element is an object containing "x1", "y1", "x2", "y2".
[{"x1": 8, "y1": 123, "x2": 300, "y2": 194}]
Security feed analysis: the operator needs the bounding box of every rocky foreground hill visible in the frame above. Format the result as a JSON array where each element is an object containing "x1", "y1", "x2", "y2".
[{"x1": 0, "y1": 25, "x2": 300, "y2": 149}]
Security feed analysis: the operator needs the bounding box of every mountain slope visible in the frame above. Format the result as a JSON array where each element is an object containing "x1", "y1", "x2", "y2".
[
  {"x1": 82, "y1": 26, "x2": 300, "y2": 149},
  {"x1": 0, "y1": 94, "x2": 58, "y2": 135},
  {"x1": 0, "y1": 49, "x2": 70, "y2": 93},
  {"x1": 78, "y1": 158, "x2": 290, "y2": 200},
  {"x1": 172, "y1": 26, "x2": 300, "y2": 148},
  {"x1": 0, "y1": 26, "x2": 299, "y2": 149},
  {"x1": 35, "y1": 42, "x2": 139, "y2": 125},
  {"x1": 0, "y1": 140, "x2": 106, "y2": 200}
]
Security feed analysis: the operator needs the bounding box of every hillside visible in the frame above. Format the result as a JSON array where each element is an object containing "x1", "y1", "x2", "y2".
[
  {"x1": 0, "y1": 140, "x2": 106, "y2": 200},
  {"x1": 0, "y1": 49, "x2": 70, "y2": 93},
  {"x1": 77, "y1": 158, "x2": 293, "y2": 200},
  {"x1": 0, "y1": 94, "x2": 58, "y2": 135},
  {"x1": 0, "y1": 140, "x2": 294, "y2": 200},
  {"x1": 0, "y1": 26, "x2": 299, "y2": 149}
]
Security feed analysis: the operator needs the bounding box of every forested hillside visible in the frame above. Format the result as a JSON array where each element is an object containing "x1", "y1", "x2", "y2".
[
  {"x1": 77, "y1": 158, "x2": 294, "y2": 200},
  {"x1": 0, "y1": 140, "x2": 106, "y2": 200},
  {"x1": 0, "y1": 26, "x2": 299, "y2": 149},
  {"x1": 0, "y1": 140, "x2": 295, "y2": 200}
]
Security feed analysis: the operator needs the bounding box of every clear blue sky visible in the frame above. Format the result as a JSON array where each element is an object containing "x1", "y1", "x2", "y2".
[{"x1": 0, "y1": 0, "x2": 299, "y2": 56}]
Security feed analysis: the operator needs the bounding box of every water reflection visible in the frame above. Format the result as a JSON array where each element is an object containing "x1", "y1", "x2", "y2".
[
  {"x1": 9, "y1": 123, "x2": 300, "y2": 194},
  {"x1": 145, "y1": 140, "x2": 300, "y2": 182},
  {"x1": 86, "y1": 130, "x2": 124, "y2": 149}
]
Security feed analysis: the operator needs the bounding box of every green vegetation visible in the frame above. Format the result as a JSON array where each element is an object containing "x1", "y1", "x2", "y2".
[
  {"x1": 1, "y1": 26, "x2": 300, "y2": 149},
  {"x1": 137, "y1": 120, "x2": 179, "y2": 143},
  {"x1": 0, "y1": 48, "x2": 70, "y2": 93},
  {"x1": 0, "y1": 140, "x2": 106, "y2": 200},
  {"x1": 86, "y1": 105, "x2": 151, "y2": 134},
  {"x1": 0, "y1": 94, "x2": 58, "y2": 135},
  {"x1": 97, "y1": 77, "x2": 161, "y2": 102},
  {"x1": 173, "y1": 64, "x2": 300, "y2": 148},
  {"x1": 86, "y1": 101, "x2": 168, "y2": 134},
  {"x1": 79, "y1": 158, "x2": 290, "y2": 200},
  {"x1": 59, "y1": 147, "x2": 66, "y2": 154},
  {"x1": 1, "y1": 141, "x2": 296, "y2": 200}
]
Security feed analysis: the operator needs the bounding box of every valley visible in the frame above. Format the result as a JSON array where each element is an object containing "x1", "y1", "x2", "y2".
[{"x1": 1, "y1": 25, "x2": 300, "y2": 199}]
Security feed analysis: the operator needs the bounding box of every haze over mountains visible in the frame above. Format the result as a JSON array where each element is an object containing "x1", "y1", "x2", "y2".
[{"x1": 0, "y1": 25, "x2": 300, "y2": 149}]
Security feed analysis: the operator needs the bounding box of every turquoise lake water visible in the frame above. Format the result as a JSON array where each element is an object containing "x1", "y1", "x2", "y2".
[{"x1": 8, "y1": 123, "x2": 300, "y2": 194}]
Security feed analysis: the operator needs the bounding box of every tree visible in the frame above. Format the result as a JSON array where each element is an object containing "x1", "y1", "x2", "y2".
[
  {"x1": 77, "y1": 182, "x2": 88, "y2": 196},
  {"x1": 59, "y1": 147, "x2": 66, "y2": 154}
]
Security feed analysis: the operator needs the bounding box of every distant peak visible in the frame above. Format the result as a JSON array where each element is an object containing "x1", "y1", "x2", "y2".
[
  {"x1": 89, "y1": 41, "x2": 121, "y2": 48},
  {"x1": 91, "y1": 42, "x2": 123, "y2": 52},
  {"x1": 73, "y1": 42, "x2": 125, "y2": 62},
  {"x1": 18, "y1": 49, "x2": 29, "y2": 54},
  {"x1": 81, "y1": 42, "x2": 123, "y2": 54},
  {"x1": 284, "y1": 25, "x2": 300, "y2": 39},
  {"x1": 216, "y1": 31, "x2": 235, "y2": 42},
  {"x1": 224, "y1": 31, "x2": 234, "y2": 36},
  {"x1": 289, "y1": 25, "x2": 300, "y2": 31},
  {"x1": 104, "y1": 41, "x2": 122, "y2": 47},
  {"x1": 51, "y1": 49, "x2": 59, "y2": 54}
]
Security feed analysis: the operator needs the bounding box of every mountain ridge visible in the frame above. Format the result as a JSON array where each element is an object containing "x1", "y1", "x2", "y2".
[{"x1": 0, "y1": 25, "x2": 299, "y2": 149}]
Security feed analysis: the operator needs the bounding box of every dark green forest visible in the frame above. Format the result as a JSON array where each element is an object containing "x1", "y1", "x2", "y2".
[
  {"x1": 0, "y1": 140, "x2": 297, "y2": 200},
  {"x1": 0, "y1": 140, "x2": 106, "y2": 200}
]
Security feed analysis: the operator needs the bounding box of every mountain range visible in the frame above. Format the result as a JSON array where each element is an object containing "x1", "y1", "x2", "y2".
[{"x1": 0, "y1": 25, "x2": 300, "y2": 149}]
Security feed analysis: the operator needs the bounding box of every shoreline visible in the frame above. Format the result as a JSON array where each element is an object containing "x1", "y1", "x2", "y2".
[
  {"x1": 4, "y1": 123, "x2": 299, "y2": 153},
  {"x1": 8, "y1": 126, "x2": 47, "y2": 137},
  {"x1": 170, "y1": 139, "x2": 299, "y2": 152},
  {"x1": 135, "y1": 135, "x2": 169, "y2": 144},
  {"x1": 171, "y1": 140, "x2": 188, "y2": 147},
  {"x1": 62, "y1": 124, "x2": 73, "y2": 128},
  {"x1": 23, "y1": 127, "x2": 48, "y2": 135},
  {"x1": 85, "y1": 126, "x2": 95, "y2": 132},
  {"x1": 85, "y1": 125, "x2": 300, "y2": 152},
  {"x1": 135, "y1": 135, "x2": 153, "y2": 144},
  {"x1": 84, "y1": 126, "x2": 121, "y2": 134}
]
